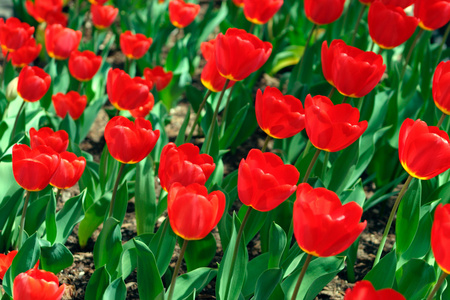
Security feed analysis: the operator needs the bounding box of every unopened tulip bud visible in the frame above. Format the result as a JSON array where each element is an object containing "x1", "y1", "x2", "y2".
[{"x1": 6, "y1": 77, "x2": 18, "y2": 101}]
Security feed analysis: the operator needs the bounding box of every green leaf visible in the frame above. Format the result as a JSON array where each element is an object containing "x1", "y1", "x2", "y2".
[
  {"x1": 40, "y1": 243, "x2": 73, "y2": 274},
  {"x1": 59, "y1": 114, "x2": 77, "y2": 141},
  {"x1": 168, "y1": 267, "x2": 217, "y2": 300},
  {"x1": 55, "y1": 190, "x2": 86, "y2": 244},
  {"x1": 111, "y1": 181, "x2": 128, "y2": 226},
  {"x1": 400, "y1": 205, "x2": 432, "y2": 263},
  {"x1": 85, "y1": 266, "x2": 111, "y2": 300},
  {"x1": 182, "y1": 233, "x2": 217, "y2": 272},
  {"x1": 0, "y1": 186, "x2": 23, "y2": 231},
  {"x1": 78, "y1": 193, "x2": 110, "y2": 248},
  {"x1": 364, "y1": 250, "x2": 397, "y2": 289},
  {"x1": 219, "y1": 103, "x2": 249, "y2": 149},
  {"x1": 268, "y1": 223, "x2": 287, "y2": 269},
  {"x1": 242, "y1": 253, "x2": 270, "y2": 298},
  {"x1": 269, "y1": 46, "x2": 304, "y2": 75},
  {"x1": 24, "y1": 195, "x2": 48, "y2": 234},
  {"x1": 99, "y1": 146, "x2": 119, "y2": 194},
  {"x1": 103, "y1": 277, "x2": 127, "y2": 300},
  {"x1": 175, "y1": 105, "x2": 190, "y2": 146},
  {"x1": 134, "y1": 239, "x2": 164, "y2": 300},
  {"x1": 45, "y1": 190, "x2": 57, "y2": 244},
  {"x1": 238, "y1": 205, "x2": 267, "y2": 245},
  {"x1": 94, "y1": 217, "x2": 123, "y2": 277},
  {"x1": 149, "y1": 219, "x2": 177, "y2": 275},
  {"x1": 254, "y1": 268, "x2": 283, "y2": 300},
  {"x1": 135, "y1": 157, "x2": 157, "y2": 235},
  {"x1": 395, "y1": 259, "x2": 435, "y2": 300}
]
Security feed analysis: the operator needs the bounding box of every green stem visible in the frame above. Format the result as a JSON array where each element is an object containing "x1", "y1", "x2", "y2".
[
  {"x1": 436, "y1": 22, "x2": 450, "y2": 66},
  {"x1": 108, "y1": 163, "x2": 126, "y2": 218},
  {"x1": 11, "y1": 100, "x2": 26, "y2": 142},
  {"x1": 156, "y1": 218, "x2": 169, "y2": 256},
  {"x1": 302, "y1": 148, "x2": 321, "y2": 183},
  {"x1": 55, "y1": 189, "x2": 62, "y2": 201},
  {"x1": 373, "y1": 175, "x2": 413, "y2": 266},
  {"x1": 249, "y1": 23, "x2": 255, "y2": 34},
  {"x1": 321, "y1": 151, "x2": 330, "y2": 179},
  {"x1": 77, "y1": 81, "x2": 82, "y2": 94},
  {"x1": 342, "y1": 96, "x2": 349, "y2": 104},
  {"x1": 426, "y1": 271, "x2": 448, "y2": 300},
  {"x1": 204, "y1": 79, "x2": 230, "y2": 154},
  {"x1": 223, "y1": 207, "x2": 253, "y2": 300},
  {"x1": 291, "y1": 254, "x2": 313, "y2": 300},
  {"x1": 167, "y1": 239, "x2": 188, "y2": 300},
  {"x1": 115, "y1": 109, "x2": 120, "y2": 117},
  {"x1": 437, "y1": 113, "x2": 447, "y2": 128},
  {"x1": 17, "y1": 190, "x2": 31, "y2": 249},
  {"x1": 290, "y1": 23, "x2": 317, "y2": 87},
  {"x1": 351, "y1": 4, "x2": 366, "y2": 46},
  {"x1": 261, "y1": 135, "x2": 271, "y2": 153},
  {"x1": 1, "y1": 50, "x2": 8, "y2": 90},
  {"x1": 219, "y1": 85, "x2": 235, "y2": 135},
  {"x1": 186, "y1": 89, "x2": 212, "y2": 142},
  {"x1": 340, "y1": 0, "x2": 353, "y2": 36},
  {"x1": 400, "y1": 29, "x2": 424, "y2": 81},
  {"x1": 328, "y1": 87, "x2": 335, "y2": 99}
]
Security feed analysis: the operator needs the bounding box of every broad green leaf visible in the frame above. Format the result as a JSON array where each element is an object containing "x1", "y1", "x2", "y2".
[
  {"x1": 175, "y1": 105, "x2": 190, "y2": 146},
  {"x1": 103, "y1": 277, "x2": 127, "y2": 300},
  {"x1": 364, "y1": 250, "x2": 397, "y2": 290},
  {"x1": 268, "y1": 222, "x2": 287, "y2": 269},
  {"x1": 40, "y1": 243, "x2": 73, "y2": 274},
  {"x1": 111, "y1": 182, "x2": 128, "y2": 226},
  {"x1": 149, "y1": 219, "x2": 177, "y2": 275},
  {"x1": 400, "y1": 205, "x2": 432, "y2": 263},
  {"x1": 254, "y1": 268, "x2": 283, "y2": 300},
  {"x1": 135, "y1": 156, "x2": 157, "y2": 235},
  {"x1": 242, "y1": 253, "x2": 270, "y2": 298},
  {"x1": 134, "y1": 239, "x2": 164, "y2": 300},
  {"x1": 45, "y1": 190, "x2": 57, "y2": 244},
  {"x1": 168, "y1": 267, "x2": 217, "y2": 300},
  {"x1": 78, "y1": 193, "x2": 110, "y2": 248},
  {"x1": 219, "y1": 103, "x2": 249, "y2": 149},
  {"x1": 238, "y1": 205, "x2": 267, "y2": 245},
  {"x1": 93, "y1": 217, "x2": 123, "y2": 277},
  {"x1": 55, "y1": 190, "x2": 86, "y2": 244},
  {"x1": 182, "y1": 233, "x2": 217, "y2": 272},
  {"x1": 396, "y1": 259, "x2": 435, "y2": 300},
  {"x1": 24, "y1": 195, "x2": 48, "y2": 235},
  {"x1": 85, "y1": 266, "x2": 110, "y2": 300}
]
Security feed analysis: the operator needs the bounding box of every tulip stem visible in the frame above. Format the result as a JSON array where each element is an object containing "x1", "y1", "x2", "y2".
[
  {"x1": 436, "y1": 22, "x2": 450, "y2": 67},
  {"x1": 115, "y1": 109, "x2": 120, "y2": 117},
  {"x1": 11, "y1": 100, "x2": 26, "y2": 142},
  {"x1": 223, "y1": 206, "x2": 253, "y2": 300},
  {"x1": 426, "y1": 271, "x2": 448, "y2": 300},
  {"x1": 400, "y1": 29, "x2": 424, "y2": 81},
  {"x1": 55, "y1": 189, "x2": 62, "y2": 201},
  {"x1": 302, "y1": 148, "x2": 321, "y2": 183},
  {"x1": 321, "y1": 151, "x2": 330, "y2": 179},
  {"x1": 342, "y1": 96, "x2": 349, "y2": 104},
  {"x1": 437, "y1": 113, "x2": 447, "y2": 128},
  {"x1": 108, "y1": 163, "x2": 126, "y2": 218},
  {"x1": 290, "y1": 23, "x2": 317, "y2": 87},
  {"x1": 167, "y1": 239, "x2": 188, "y2": 300},
  {"x1": 186, "y1": 90, "x2": 212, "y2": 142},
  {"x1": 219, "y1": 84, "x2": 235, "y2": 136},
  {"x1": 374, "y1": 175, "x2": 413, "y2": 266},
  {"x1": 249, "y1": 23, "x2": 255, "y2": 35},
  {"x1": 17, "y1": 190, "x2": 31, "y2": 250},
  {"x1": 350, "y1": 4, "x2": 366, "y2": 46},
  {"x1": 291, "y1": 254, "x2": 313, "y2": 300},
  {"x1": 156, "y1": 218, "x2": 169, "y2": 256},
  {"x1": 340, "y1": 0, "x2": 353, "y2": 36},
  {"x1": 328, "y1": 87, "x2": 335, "y2": 99},
  {"x1": 1, "y1": 50, "x2": 8, "y2": 90},
  {"x1": 261, "y1": 135, "x2": 271, "y2": 153},
  {"x1": 204, "y1": 79, "x2": 229, "y2": 154}
]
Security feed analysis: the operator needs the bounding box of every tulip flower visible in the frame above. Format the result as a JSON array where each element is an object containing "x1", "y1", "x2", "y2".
[
  {"x1": 215, "y1": 28, "x2": 272, "y2": 82},
  {"x1": 30, "y1": 127, "x2": 69, "y2": 154},
  {"x1": 25, "y1": 0, "x2": 64, "y2": 24},
  {"x1": 68, "y1": 50, "x2": 102, "y2": 81},
  {"x1": 433, "y1": 61, "x2": 450, "y2": 115},
  {"x1": 238, "y1": 149, "x2": 299, "y2": 212},
  {"x1": 158, "y1": 142, "x2": 215, "y2": 192},
  {"x1": 168, "y1": 0, "x2": 201, "y2": 28},
  {"x1": 368, "y1": 2, "x2": 418, "y2": 49},
  {"x1": 13, "y1": 268, "x2": 65, "y2": 300},
  {"x1": 255, "y1": 86, "x2": 305, "y2": 139},
  {"x1": 200, "y1": 39, "x2": 236, "y2": 92},
  {"x1": 129, "y1": 93, "x2": 155, "y2": 118},
  {"x1": 321, "y1": 39, "x2": 386, "y2": 98},
  {"x1": 120, "y1": 31, "x2": 153, "y2": 60},
  {"x1": 232, "y1": 0, "x2": 244, "y2": 7},
  {"x1": 398, "y1": 118, "x2": 450, "y2": 180},
  {"x1": 17, "y1": 66, "x2": 51, "y2": 103},
  {"x1": 0, "y1": 250, "x2": 17, "y2": 280},
  {"x1": 52, "y1": 91, "x2": 87, "y2": 120},
  {"x1": 168, "y1": 183, "x2": 225, "y2": 240},
  {"x1": 107, "y1": 68, "x2": 153, "y2": 111},
  {"x1": 12, "y1": 144, "x2": 60, "y2": 191},
  {"x1": 45, "y1": 24, "x2": 82, "y2": 60},
  {"x1": 381, "y1": 0, "x2": 414, "y2": 8},
  {"x1": 143, "y1": 66, "x2": 173, "y2": 91},
  {"x1": 0, "y1": 17, "x2": 34, "y2": 53},
  {"x1": 432, "y1": 204, "x2": 450, "y2": 274},
  {"x1": 50, "y1": 151, "x2": 86, "y2": 189},
  {"x1": 243, "y1": 0, "x2": 284, "y2": 24},
  {"x1": 2, "y1": 38, "x2": 41, "y2": 67},
  {"x1": 304, "y1": 94, "x2": 367, "y2": 152},
  {"x1": 91, "y1": 4, "x2": 119, "y2": 30},
  {"x1": 344, "y1": 281, "x2": 406, "y2": 300},
  {"x1": 414, "y1": 0, "x2": 450, "y2": 31},
  {"x1": 294, "y1": 183, "x2": 367, "y2": 257},
  {"x1": 104, "y1": 116, "x2": 160, "y2": 164},
  {"x1": 304, "y1": 0, "x2": 346, "y2": 25}
]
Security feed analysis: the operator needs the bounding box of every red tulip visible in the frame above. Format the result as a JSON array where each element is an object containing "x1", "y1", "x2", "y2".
[
  {"x1": 304, "y1": 0, "x2": 346, "y2": 25},
  {"x1": 168, "y1": 183, "x2": 225, "y2": 240},
  {"x1": 45, "y1": 24, "x2": 82, "y2": 60},
  {"x1": 129, "y1": 93, "x2": 155, "y2": 118},
  {"x1": 433, "y1": 61, "x2": 450, "y2": 115},
  {"x1": 143, "y1": 66, "x2": 173, "y2": 91},
  {"x1": 0, "y1": 17, "x2": 34, "y2": 53},
  {"x1": 238, "y1": 149, "x2": 299, "y2": 212},
  {"x1": 104, "y1": 116, "x2": 160, "y2": 164},
  {"x1": 232, "y1": 0, "x2": 244, "y2": 7},
  {"x1": 50, "y1": 151, "x2": 86, "y2": 189},
  {"x1": 52, "y1": 91, "x2": 87, "y2": 120},
  {"x1": 13, "y1": 268, "x2": 65, "y2": 300},
  {"x1": 398, "y1": 118, "x2": 450, "y2": 180},
  {"x1": 2, "y1": 38, "x2": 41, "y2": 67},
  {"x1": 0, "y1": 250, "x2": 17, "y2": 280},
  {"x1": 168, "y1": 0, "x2": 201, "y2": 28},
  {"x1": 304, "y1": 94, "x2": 367, "y2": 152},
  {"x1": 381, "y1": 0, "x2": 414, "y2": 8},
  {"x1": 368, "y1": 2, "x2": 418, "y2": 49},
  {"x1": 294, "y1": 183, "x2": 367, "y2": 257},
  {"x1": 414, "y1": 0, "x2": 450, "y2": 31},
  {"x1": 215, "y1": 28, "x2": 272, "y2": 81},
  {"x1": 431, "y1": 204, "x2": 450, "y2": 274},
  {"x1": 17, "y1": 66, "x2": 51, "y2": 103},
  {"x1": 255, "y1": 86, "x2": 305, "y2": 139},
  {"x1": 107, "y1": 68, "x2": 153, "y2": 110},
  {"x1": 158, "y1": 142, "x2": 215, "y2": 192},
  {"x1": 344, "y1": 280, "x2": 406, "y2": 300},
  {"x1": 91, "y1": 4, "x2": 119, "y2": 30},
  {"x1": 321, "y1": 39, "x2": 386, "y2": 98},
  {"x1": 243, "y1": 0, "x2": 284, "y2": 24},
  {"x1": 44, "y1": 11, "x2": 68, "y2": 27},
  {"x1": 12, "y1": 144, "x2": 60, "y2": 191},
  {"x1": 25, "y1": 0, "x2": 64, "y2": 24},
  {"x1": 30, "y1": 127, "x2": 69, "y2": 153},
  {"x1": 68, "y1": 50, "x2": 102, "y2": 81},
  {"x1": 200, "y1": 39, "x2": 236, "y2": 92},
  {"x1": 120, "y1": 31, "x2": 152, "y2": 60}
]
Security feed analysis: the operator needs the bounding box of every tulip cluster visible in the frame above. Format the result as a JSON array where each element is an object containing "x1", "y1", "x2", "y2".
[{"x1": 26, "y1": 0, "x2": 67, "y2": 26}]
